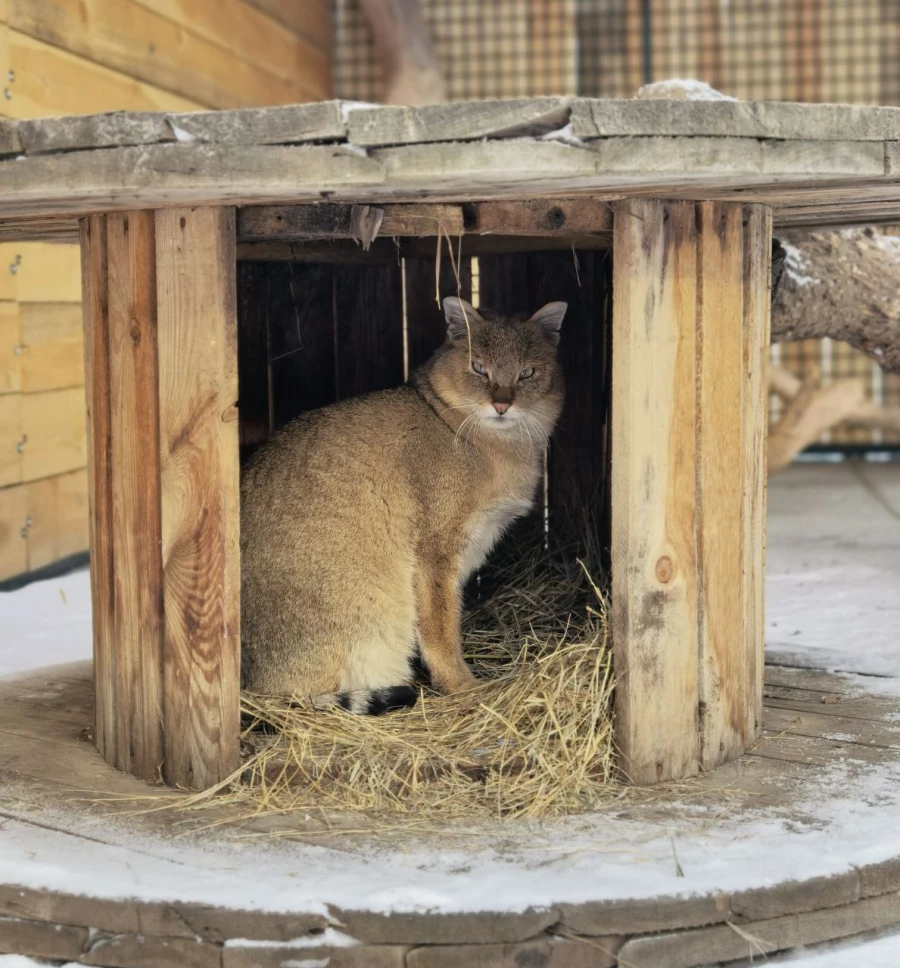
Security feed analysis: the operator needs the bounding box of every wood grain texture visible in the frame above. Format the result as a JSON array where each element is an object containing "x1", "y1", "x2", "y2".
[
  {"x1": 612, "y1": 199, "x2": 771, "y2": 783},
  {"x1": 238, "y1": 204, "x2": 464, "y2": 242},
  {"x1": 696, "y1": 201, "x2": 747, "y2": 770},
  {"x1": 20, "y1": 387, "x2": 86, "y2": 481},
  {"x1": 403, "y1": 254, "x2": 472, "y2": 374},
  {"x1": 742, "y1": 206, "x2": 772, "y2": 743},
  {"x1": 0, "y1": 391, "x2": 21, "y2": 485},
  {"x1": 156, "y1": 206, "x2": 240, "y2": 789},
  {"x1": 8, "y1": 0, "x2": 324, "y2": 110},
  {"x1": 0, "y1": 480, "x2": 27, "y2": 580},
  {"x1": 5, "y1": 242, "x2": 81, "y2": 303},
  {"x1": 106, "y1": 210, "x2": 163, "y2": 782},
  {"x1": 80, "y1": 214, "x2": 116, "y2": 764},
  {"x1": 612, "y1": 199, "x2": 701, "y2": 784},
  {"x1": 0, "y1": 300, "x2": 19, "y2": 393},
  {"x1": 24, "y1": 468, "x2": 89, "y2": 570},
  {"x1": 333, "y1": 262, "x2": 404, "y2": 399},
  {"x1": 5, "y1": 29, "x2": 202, "y2": 120},
  {"x1": 18, "y1": 303, "x2": 83, "y2": 392},
  {"x1": 235, "y1": 262, "x2": 272, "y2": 450},
  {"x1": 244, "y1": 0, "x2": 332, "y2": 50}
]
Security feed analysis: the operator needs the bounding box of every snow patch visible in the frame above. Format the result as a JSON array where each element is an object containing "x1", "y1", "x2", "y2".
[
  {"x1": 224, "y1": 930, "x2": 358, "y2": 949},
  {"x1": 780, "y1": 240, "x2": 821, "y2": 287},
  {"x1": 635, "y1": 78, "x2": 737, "y2": 100}
]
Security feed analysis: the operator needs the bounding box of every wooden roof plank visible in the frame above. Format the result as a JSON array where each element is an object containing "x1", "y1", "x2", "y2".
[
  {"x1": 16, "y1": 101, "x2": 361, "y2": 155},
  {"x1": 348, "y1": 97, "x2": 573, "y2": 146},
  {"x1": 571, "y1": 98, "x2": 900, "y2": 142}
]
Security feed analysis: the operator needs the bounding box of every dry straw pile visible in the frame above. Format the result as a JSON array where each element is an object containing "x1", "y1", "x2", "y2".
[{"x1": 184, "y1": 536, "x2": 617, "y2": 822}]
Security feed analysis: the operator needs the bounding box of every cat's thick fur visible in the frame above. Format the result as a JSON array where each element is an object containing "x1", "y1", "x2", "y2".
[{"x1": 240, "y1": 297, "x2": 567, "y2": 710}]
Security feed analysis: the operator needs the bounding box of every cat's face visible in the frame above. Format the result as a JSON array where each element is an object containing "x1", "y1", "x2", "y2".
[{"x1": 429, "y1": 297, "x2": 566, "y2": 439}]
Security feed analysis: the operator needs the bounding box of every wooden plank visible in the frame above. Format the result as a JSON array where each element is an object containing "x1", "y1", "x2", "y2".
[
  {"x1": 0, "y1": 138, "x2": 890, "y2": 226},
  {"x1": 24, "y1": 468, "x2": 89, "y2": 570},
  {"x1": 132, "y1": 0, "x2": 330, "y2": 90},
  {"x1": 696, "y1": 201, "x2": 748, "y2": 770},
  {"x1": 19, "y1": 102, "x2": 350, "y2": 155},
  {"x1": 236, "y1": 262, "x2": 272, "y2": 450},
  {"x1": 570, "y1": 98, "x2": 900, "y2": 141},
  {"x1": 743, "y1": 206, "x2": 771, "y2": 741},
  {"x1": 5, "y1": 29, "x2": 202, "y2": 119},
  {"x1": 155, "y1": 206, "x2": 240, "y2": 789},
  {"x1": 80, "y1": 214, "x2": 116, "y2": 766},
  {"x1": 403, "y1": 254, "x2": 471, "y2": 374},
  {"x1": 4, "y1": 242, "x2": 81, "y2": 303},
  {"x1": 20, "y1": 387, "x2": 86, "y2": 482},
  {"x1": 244, "y1": 0, "x2": 332, "y2": 50},
  {"x1": 0, "y1": 387, "x2": 22, "y2": 486},
  {"x1": 348, "y1": 97, "x2": 573, "y2": 146},
  {"x1": 266, "y1": 262, "x2": 336, "y2": 426},
  {"x1": 7, "y1": 0, "x2": 325, "y2": 110},
  {"x1": 106, "y1": 211, "x2": 164, "y2": 782},
  {"x1": 530, "y1": 250, "x2": 610, "y2": 542},
  {"x1": 0, "y1": 481, "x2": 27, "y2": 580},
  {"x1": 238, "y1": 204, "x2": 464, "y2": 242},
  {"x1": 470, "y1": 199, "x2": 612, "y2": 236},
  {"x1": 765, "y1": 706, "x2": 900, "y2": 750},
  {"x1": 618, "y1": 893, "x2": 900, "y2": 968},
  {"x1": 18, "y1": 303, "x2": 83, "y2": 392},
  {"x1": 0, "y1": 300, "x2": 19, "y2": 394},
  {"x1": 333, "y1": 262, "x2": 404, "y2": 399},
  {"x1": 611, "y1": 199, "x2": 700, "y2": 784}
]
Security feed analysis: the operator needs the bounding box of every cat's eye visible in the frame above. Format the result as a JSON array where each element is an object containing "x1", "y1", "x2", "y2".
[
  {"x1": 472, "y1": 361, "x2": 487, "y2": 376},
  {"x1": 519, "y1": 367, "x2": 535, "y2": 380}
]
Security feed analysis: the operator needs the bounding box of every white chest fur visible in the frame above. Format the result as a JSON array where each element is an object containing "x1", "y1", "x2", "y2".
[{"x1": 460, "y1": 495, "x2": 534, "y2": 581}]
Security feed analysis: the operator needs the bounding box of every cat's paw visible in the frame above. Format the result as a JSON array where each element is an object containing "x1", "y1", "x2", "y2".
[{"x1": 440, "y1": 669, "x2": 479, "y2": 694}]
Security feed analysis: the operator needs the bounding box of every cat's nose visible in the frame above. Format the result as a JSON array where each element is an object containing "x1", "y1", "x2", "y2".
[{"x1": 493, "y1": 402, "x2": 510, "y2": 415}]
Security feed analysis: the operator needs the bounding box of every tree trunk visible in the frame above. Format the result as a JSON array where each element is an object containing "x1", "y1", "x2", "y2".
[{"x1": 772, "y1": 229, "x2": 900, "y2": 373}]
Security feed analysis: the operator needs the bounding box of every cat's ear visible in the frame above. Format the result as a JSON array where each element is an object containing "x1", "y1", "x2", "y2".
[
  {"x1": 529, "y1": 301, "x2": 567, "y2": 345},
  {"x1": 443, "y1": 297, "x2": 483, "y2": 341}
]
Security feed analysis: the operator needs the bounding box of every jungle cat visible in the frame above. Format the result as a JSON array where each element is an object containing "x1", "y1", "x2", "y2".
[{"x1": 240, "y1": 296, "x2": 567, "y2": 713}]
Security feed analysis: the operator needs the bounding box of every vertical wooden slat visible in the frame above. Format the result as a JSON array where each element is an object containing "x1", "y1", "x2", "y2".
[
  {"x1": 612, "y1": 198, "x2": 771, "y2": 784},
  {"x1": 403, "y1": 255, "x2": 472, "y2": 373},
  {"x1": 156, "y1": 207, "x2": 240, "y2": 790},
  {"x1": 268, "y1": 262, "x2": 336, "y2": 422},
  {"x1": 106, "y1": 211, "x2": 164, "y2": 782},
  {"x1": 80, "y1": 215, "x2": 116, "y2": 766},
  {"x1": 333, "y1": 262, "x2": 403, "y2": 399},
  {"x1": 696, "y1": 201, "x2": 747, "y2": 770},
  {"x1": 742, "y1": 205, "x2": 772, "y2": 743},
  {"x1": 529, "y1": 250, "x2": 611, "y2": 543},
  {"x1": 236, "y1": 261, "x2": 273, "y2": 452},
  {"x1": 612, "y1": 199, "x2": 701, "y2": 784}
]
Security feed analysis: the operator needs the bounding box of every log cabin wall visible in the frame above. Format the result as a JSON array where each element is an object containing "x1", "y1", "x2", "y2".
[
  {"x1": 237, "y1": 245, "x2": 612, "y2": 559},
  {"x1": 0, "y1": 0, "x2": 332, "y2": 582}
]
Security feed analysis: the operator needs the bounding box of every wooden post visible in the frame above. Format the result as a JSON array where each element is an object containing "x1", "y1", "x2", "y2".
[
  {"x1": 80, "y1": 207, "x2": 240, "y2": 790},
  {"x1": 612, "y1": 199, "x2": 771, "y2": 784}
]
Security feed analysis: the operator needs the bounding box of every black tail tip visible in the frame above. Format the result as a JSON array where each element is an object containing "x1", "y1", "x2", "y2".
[{"x1": 366, "y1": 685, "x2": 419, "y2": 715}]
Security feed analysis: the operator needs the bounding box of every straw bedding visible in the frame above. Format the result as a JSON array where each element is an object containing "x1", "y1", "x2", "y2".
[{"x1": 186, "y1": 535, "x2": 618, "y2": 822}]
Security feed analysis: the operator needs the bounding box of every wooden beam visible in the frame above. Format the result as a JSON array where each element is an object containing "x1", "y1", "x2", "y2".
[
  {"x1": 611, "y1": 198, "x2": 771, "y2": 784},
  {"x1": 238, "y1": 203, "x2": 465, "y2": 242},
  {"x1": 79, "y1": 207, "x2": 240, "y2": 790},
  {"x1": 156, "y1": 207, "x2": 240, "y2": 790}
]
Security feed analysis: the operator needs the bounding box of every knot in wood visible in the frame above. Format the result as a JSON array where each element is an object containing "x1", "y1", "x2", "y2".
[
  {"x1": 129, "y1": 319, "x2": 141, "y2": 346},
  {"x1": 655, "y1": 555, "x2": 673, "y2": 583}
]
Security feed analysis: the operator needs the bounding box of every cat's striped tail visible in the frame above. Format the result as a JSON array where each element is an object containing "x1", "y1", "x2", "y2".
[{"x1": 314, "y1": 685, "x2": 420, "y2": 716}]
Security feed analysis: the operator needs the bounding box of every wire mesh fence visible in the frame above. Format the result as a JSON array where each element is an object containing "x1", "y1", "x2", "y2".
[{"x1": 334, "y1": 0, "x2": 900, "y2": 447}]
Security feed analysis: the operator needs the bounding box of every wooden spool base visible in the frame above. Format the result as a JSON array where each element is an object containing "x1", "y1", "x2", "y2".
[{"x1": 2, "y1": 656, "x2": 900, "y2": 968}]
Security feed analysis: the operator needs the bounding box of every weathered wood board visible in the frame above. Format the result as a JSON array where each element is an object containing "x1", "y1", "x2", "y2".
[{"x1": 612, "y1": 198, "x2": 771, "y2": 783}]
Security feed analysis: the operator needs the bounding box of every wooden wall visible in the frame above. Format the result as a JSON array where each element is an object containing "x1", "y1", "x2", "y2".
[{"x1": 0, "y1": 0, "x2": 332, "y2": 582}]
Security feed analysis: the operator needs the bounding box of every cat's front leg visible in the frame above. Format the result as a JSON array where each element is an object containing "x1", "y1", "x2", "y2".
[{"x1": 415, "y1": 553, "x2": 478, "y2": 694}]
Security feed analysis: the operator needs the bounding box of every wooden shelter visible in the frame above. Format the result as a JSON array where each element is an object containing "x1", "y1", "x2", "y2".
[{"x1": 3, "y1": 95, "x2": 900, "y2": 789}]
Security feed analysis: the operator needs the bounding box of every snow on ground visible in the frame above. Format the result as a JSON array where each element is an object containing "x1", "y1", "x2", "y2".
[
  {"x1": 0, "y1": 567, "x2": 91, "y2": 678},
  {"x1": 1, "y1": 463, "x2": 900, "y2": 931},
  {"x1": 766, "y1": 462, "x2": 900, "y2": 692}
]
